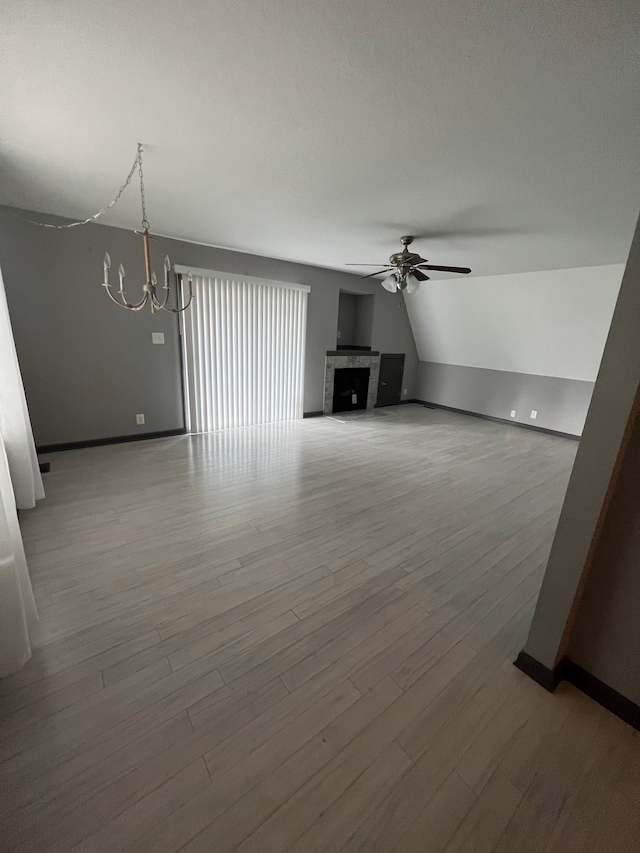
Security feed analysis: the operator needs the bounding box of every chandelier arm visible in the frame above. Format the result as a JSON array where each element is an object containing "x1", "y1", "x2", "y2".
[
  {"x1": 103, "y1": 284, "x2": 135, "y2": 309},
  {"x1": 151, "y1": 289, "x2": 170, "y2": 312},
  {"x1": 103, "y1": 285, "x2": 149, "y2": 311},
  {"x1": 160, "y1": 272, "x2": 193, "y2": 314},
  {"x1": 126, "y1": 293, "x2": 152, "y2": 311},
  {"x1": 162, "y1": 289, "x2": 194, "y2": 314}
]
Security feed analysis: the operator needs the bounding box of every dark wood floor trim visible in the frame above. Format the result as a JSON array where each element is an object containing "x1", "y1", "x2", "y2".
[
  {"x1": 37, "y1": 428, "x2": 187, "y2": 454},
  {"x1": 563, "y1": 661, "x2": 640, "y2": 732},
  {"x1": 514, "y1": 651, "x2": 566, "y2": 692},
  {"x1": 516, "y1": 651, "x2": 640, "y2": 730},
  {"x1": 414, "y1": 400, "x2": 580, "y2": 441},
  {"x1": 303, "y1": 411, "x2": 324, "y2": 418}
]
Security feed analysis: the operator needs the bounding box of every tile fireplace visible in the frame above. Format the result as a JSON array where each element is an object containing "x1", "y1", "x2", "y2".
[{"x1": 323, "y1": 350, "x2": 380, "y2": 415}]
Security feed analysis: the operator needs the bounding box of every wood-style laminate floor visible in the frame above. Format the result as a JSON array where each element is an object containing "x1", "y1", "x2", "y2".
[{"x1": 2, "y1": 404, "x2": 638, "y2": 852}]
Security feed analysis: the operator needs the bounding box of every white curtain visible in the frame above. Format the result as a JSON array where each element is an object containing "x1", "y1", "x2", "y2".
[
  {"x1": 0, "y1": 267, "x2": 44, "y2": 509},
  {"x1": 0, "y1": 263, "x2": 41, "y2": 676},
  {"x1": 178, "y1": 267, "x2": 308, "y2": 432},
  {"x1": 0, "y1": 434, "x2": 38, "y2": 676}
]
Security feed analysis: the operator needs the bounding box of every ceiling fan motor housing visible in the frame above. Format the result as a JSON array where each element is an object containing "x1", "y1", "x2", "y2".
[
  {"x1": 389, "y1": 251, "x2": 422, "y2": 268},
  {"x1": 390, "y1": 236, "x2": 422, "y2": 270},
  {"x1": 346, "y1": 234, "x2": 470, "y2": 288}
]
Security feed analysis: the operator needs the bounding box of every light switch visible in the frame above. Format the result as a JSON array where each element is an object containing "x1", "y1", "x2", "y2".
[{"x1": 152, "y1": 332, "x2": 165, "y2": 345}]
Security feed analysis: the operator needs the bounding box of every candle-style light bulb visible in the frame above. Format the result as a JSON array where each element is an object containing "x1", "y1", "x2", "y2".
[
  {"x1": 103, "y1": 252, "x2": 111, "y2": 285},
  {"x1": 162, "y1": 256, "x2": 171, "y2": 290},
  {"x1": 118, "y1": 263, "x2": 125, "y2": 278},
  {"x1": 151, "y1": 272, "x2": 157, "y2": 287}
]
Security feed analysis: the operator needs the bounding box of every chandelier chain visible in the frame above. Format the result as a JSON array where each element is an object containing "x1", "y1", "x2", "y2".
[
  {"x1": 137, "y1": 146, "x2": 150, "y2": 231},
  {"x1": 8, "y1": 143, "x2": 145, "y2": 230}
]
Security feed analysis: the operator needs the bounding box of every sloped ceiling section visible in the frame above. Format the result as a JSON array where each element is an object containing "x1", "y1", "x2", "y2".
[
  {"x1": 405, "y1": 264, "x2": 625, "y2": 381},
  {"x1": 0, "y1": 0, "x2": 638, "y2": 279}
]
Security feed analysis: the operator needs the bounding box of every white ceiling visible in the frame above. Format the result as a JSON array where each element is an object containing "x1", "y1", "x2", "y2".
[{"x1": 1, "y1": 0, "x2": 639, "y2": 278}]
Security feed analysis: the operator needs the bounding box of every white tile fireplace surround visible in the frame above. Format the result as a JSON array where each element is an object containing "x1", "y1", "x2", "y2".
[{"x1": 323, "y1": 351, "x2": 381, "y2": 415}]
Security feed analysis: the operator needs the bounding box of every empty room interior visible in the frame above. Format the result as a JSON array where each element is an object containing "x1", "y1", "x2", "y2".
[{"x1": 1, "y1": 2, "x2": 640, "y2": 851}]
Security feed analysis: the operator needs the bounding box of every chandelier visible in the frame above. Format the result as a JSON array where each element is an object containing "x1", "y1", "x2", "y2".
[{"x1": 102, "y1": 144, "x2": 193, "y2": 313}]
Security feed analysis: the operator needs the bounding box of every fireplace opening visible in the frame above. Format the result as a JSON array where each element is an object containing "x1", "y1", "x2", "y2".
[{"x1": 332, "y1": 367, "x2": 370, "y2": 413}]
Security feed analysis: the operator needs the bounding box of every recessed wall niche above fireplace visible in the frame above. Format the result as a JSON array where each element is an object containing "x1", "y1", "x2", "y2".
[
  {"x1": 336, "y1": 291, "x2": 374, "y2": 351},
  {"x1": 323, "y1": 351, "x2": 381, "y2": 415}
]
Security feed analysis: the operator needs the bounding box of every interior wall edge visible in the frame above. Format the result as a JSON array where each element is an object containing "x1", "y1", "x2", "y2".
[{"x1": 523, "y1": 212, "x2": 640, "y2": 672}]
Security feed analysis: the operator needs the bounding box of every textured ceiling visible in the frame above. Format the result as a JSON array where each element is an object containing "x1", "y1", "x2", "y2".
[{"x1": 1, "y1": 0, "x2": 639, "y2": 278}]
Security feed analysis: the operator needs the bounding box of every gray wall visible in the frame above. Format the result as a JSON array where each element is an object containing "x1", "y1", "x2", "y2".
[
  {"x1": 524, "y1": 213, "x2": 640, "y2": 674},
  {"x1": 568, "y1": 412, "x2": 640, "y2": 704},
  {"x1": 416, "y1": 362, "x2": 594, "y2": 437},
  {"x1": 0, "y1": 205, "x2": 418, "y2": 445},
  {"x1": 353, "y1": 295, "x2": 374, "y2": 348},
  {"x1": 337, "y1": 292, "x2": 374, "y2": 349},
  {"x1": 337, "y1": 293, "x2": 357, "y2": 347}
]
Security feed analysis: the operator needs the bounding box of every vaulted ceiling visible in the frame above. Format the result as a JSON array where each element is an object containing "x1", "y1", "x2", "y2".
[{"x1": 1, "y1": 1, "x2": 638, "y2": 278}]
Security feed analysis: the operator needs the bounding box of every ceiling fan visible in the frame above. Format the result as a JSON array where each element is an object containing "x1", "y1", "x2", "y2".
[{"x1": 347, "y1": 236, "x2": 471, "y2": 293}]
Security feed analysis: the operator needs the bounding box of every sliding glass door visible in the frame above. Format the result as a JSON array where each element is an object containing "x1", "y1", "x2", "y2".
[{"x1": 178, "y1": 268, "x2": 308, "y2": 432}]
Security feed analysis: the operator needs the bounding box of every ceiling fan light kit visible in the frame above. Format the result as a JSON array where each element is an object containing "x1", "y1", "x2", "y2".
[
  {"x1": 347, "y1": 235, "x2": 471, "y2": 293},
  {"x1": 381, "y1": 274, "x2": 399, "y2": 293}
]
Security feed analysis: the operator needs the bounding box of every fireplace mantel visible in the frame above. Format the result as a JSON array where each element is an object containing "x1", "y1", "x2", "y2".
[{"x1": 325, "y1": 350, "x2": 379, "y2": 357}]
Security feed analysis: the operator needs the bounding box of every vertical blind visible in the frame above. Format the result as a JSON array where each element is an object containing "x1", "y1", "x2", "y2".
[{"x1": 177, "y1": 267, "x2": 309, "y2": 432}]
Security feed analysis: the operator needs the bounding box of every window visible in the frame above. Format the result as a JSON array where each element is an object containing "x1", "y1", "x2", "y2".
[{"x1": 178, "y1": 267, "x2": 309, "y2": 432}]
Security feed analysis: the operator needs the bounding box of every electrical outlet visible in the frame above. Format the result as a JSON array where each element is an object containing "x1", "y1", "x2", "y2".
[
  {"x1": 530, "y1": 410, "x2": 537, "y2": 419},
  {"x1": 403, "y1": 388, "x2": 407, "y2": 395},
  {"x1": 337, "y1": 330, "x2": 341, "y2": 339},
  {"x1": 510, "y1": 410, "x2": 516, "y2": 418},
  {"x1": 152, "y1": 332, "x2": 165, "y2": 345},
  {"x1": 136, "y1": 414, "x2": 145, "y2": 425}
]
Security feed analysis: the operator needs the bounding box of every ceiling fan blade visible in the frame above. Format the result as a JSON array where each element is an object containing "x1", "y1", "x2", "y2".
[
  {"x1": 360, "y1": 268, "x2": 393, "y2": 279},
  {"x1": 417, "y1": 265, "x2": 471, "y2": 274},
  {"x1": 345, "y1": 263, "x2": 389, "y2": 266},
  {"x1": 411, "y1": 270, "x2": 430, "y2": 282}
]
